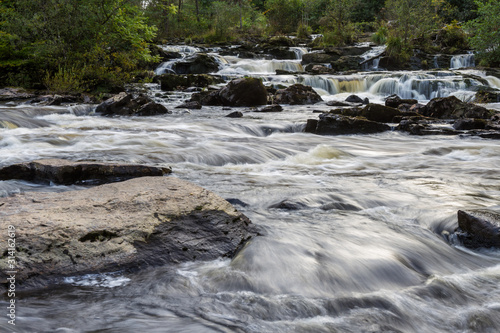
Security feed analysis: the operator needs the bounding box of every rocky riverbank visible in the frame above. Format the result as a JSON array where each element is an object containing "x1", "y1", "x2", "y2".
[{"x1": 0, "y1": 172, "x2": 260, "y2": 290}]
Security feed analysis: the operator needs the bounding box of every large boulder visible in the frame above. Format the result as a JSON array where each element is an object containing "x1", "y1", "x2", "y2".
[
  {"x1": 419, "y1": 96, "x2": 492, "y2": 119},
  {"x1": 0, "y1": 176, "x2": 260, "y2": 289},
  {"x1": 171, "y1": 53, "x2": 220, "y2": 74},
  {"x1": 360, "y1": 104, "x2": 402, "y2": 123},
  {"x1": 219, "y1": 77, "x2": 268, "y2": 106},
  {"x1": 0, "y1": 159, "x2": 171, "y2": 185},
  {"x1": 456, "y1": 210, "x2": 500, "y2": 248},
  {"x1": 274, "y1": 84, "x2": 323, "y2": 105},
  {"x1": 305, "y1": 114, "x2": 390, "y2": 135},
  {"x1": 95, "y1": 92, "x2": 170, "y2": 116}
]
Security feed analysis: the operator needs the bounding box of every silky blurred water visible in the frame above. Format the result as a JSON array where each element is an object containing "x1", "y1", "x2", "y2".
[{"x1": 1, "y1": 47, "x2": 500, "y2": 332}]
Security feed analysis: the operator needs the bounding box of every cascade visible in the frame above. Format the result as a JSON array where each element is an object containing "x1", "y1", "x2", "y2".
[{"x1": 450, "y1": 53, "x2": 475, "y2": 69}]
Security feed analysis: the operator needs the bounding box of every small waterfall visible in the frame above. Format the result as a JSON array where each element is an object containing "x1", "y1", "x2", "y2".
[
  {"x1": 360, "y1": 46, "x2": 386, "y2": 71},
  {"x1": 291, "y1": 47, "x2": 309, "y2": 60},
  {"x1": 154, "y1": 45, "x2": 204, "y2": 75},
  {"x1": 450, "y1": 53, "x2": 475, "y2": 69}
]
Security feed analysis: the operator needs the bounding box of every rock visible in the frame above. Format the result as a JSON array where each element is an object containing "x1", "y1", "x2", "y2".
[
  {"x1": 345, "y1": 95, "x2": 365, "y2": 104},
  {"x1": 225, "y1": 111, "x2": 243, "y2": 118},
  {"x1": 256, "y1": 104, "x2": 283, "y2": 112},
  {"x1": 453, "y1": 118, "x2": 487, "y2": 130},
  {"x1": 0, "y1": 177, "x2": 260, "y2": 288},
  {"x1": 385, "y1": 95, "x2": 418, "y2": 108},
  {"x1": 136, "y1": 101, "x2": 170, "y2": 116},
  {"x1": 274, "y1": 84, "x2": 323, "y2": 105},
  {"x1": 190, "y1": 90, "x2": 225, "y2": 106},
  {"x1": 219, "y1": 77, "x2": 268, "y2": 107},
  {"x1": 419, "y1": 96, "x2": 493, "y2": 119},
  {"x1": 176, "y1": 101, "x2": 202, "y2": 109},
  {"x1": 326, "y1": 100, "x2": 359, "y2": 107},
  {"x1": 158, "y1": 74, "x2": 223, "y2": 91},
  {"x1": 0, "y1": 87, "x2": 36, "y2": 101},
  {"x1": 305, "y1": 114, "x2": 391, "y2": 135},
  {"x1": 267, "y1": 36, "x2": 296, "y2": 47},
  {"x1": 302, "y1": 52, "x2": 341, "y2": 65},
  {"x1": 456, "y1": 210, "x2": 500, "y2": 248},
  {"x1": 95, "y1": 93, "x2": 170, "y2": 116},
  {"x1": 0, "y1": 159, "x2": 171, "y2": 185},
  {"x1": 171, "y1": 53, "x2": 220, "y2": 74},
  {"x1": 475, "y1": 88, "x2": 500, "y2": 103},
  {"x1": 305, "y1": 64, "x2": 334, "y2": 74},
  {"x1": 360, "y1": 104, "x2": 402, "y2": 123},
  {"x1": 330, "y1": 56, "x2": 361, "y2": 72},
  {"x1": 263, "y1": 47, "x2": 297, "y2": 60}
]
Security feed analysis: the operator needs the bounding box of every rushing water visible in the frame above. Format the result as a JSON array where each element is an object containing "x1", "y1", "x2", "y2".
[{"x1": 1, "y1": 45, "x2": 500, "y2": 333}]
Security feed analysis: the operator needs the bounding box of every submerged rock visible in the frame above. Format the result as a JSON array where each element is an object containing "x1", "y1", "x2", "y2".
[
  {"x1": 274, "y1": 84, "x2": 323, "y2": 105},
  {"x1": 256, "y1": 104, "x2": 283, "y2": 112},
  {"x1": 175, "y1": 101, "x2": 202, "y2": 109},
  {"x1": 456, "y1": 210, "x2": 500, "y2": 248},
  {"x1": 0, "y1": 159, "x2": 171, "y2": 185},
  {"x1": 385, "y1": 95, "x2": 418, "y2": 108},
  {"x1": 0, "y1": 177, "x2": 260, "y2": 289},
  {"x1": 305, "y1": 114, "x2": 390, "y2": 135}
]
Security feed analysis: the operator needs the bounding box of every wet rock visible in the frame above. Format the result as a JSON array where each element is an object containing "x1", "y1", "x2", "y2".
[
  {"x1": 30, "y1": 94, "x2": 78, "y2": 106},
  {"x1": 396, "y1": 118, "x2": 426, "y2": 135},
  {"x1": 305, "y1": 64, "x2": 335, "y2": 74},
  {"x1": 345, "y1": 95, "x2": 365, "y2": 104},
  {"x1": 263, "y1": 47, "x2": 297, "y2": 60},
  {"x1": 266, "y1": 36, "x2": 296, "y2": 47},
  {"x1": 419, "y1": 96, "x2": 493, "y2": 119},
  {"x1": 456, "y1": 210, "x2": 500, "y2": 248},
  {"x1": 475, "y1": 88, "x2": 500, "y2": 103},
  {"x1": 225, "y1": 111, "x2": 243, "y2": 118},
  {"x1": 256, "y1": 104, "x2": 283, "y2": 112},
  {"x1": 331, "y1": 56, "x2": 361, "y2": 72},
  {"x1": 219, "y1": 77, "x2": 268, "y2": 107},
  {"x1": 274, "y1": 84, "x2": 323, "y2": 105},
  {"x1": 302, "y1": 52, "x2": 341, "y2": 65},
  {"x1": 0, "y1": 177, "x2": 260, "y2": 288},
  {"x1": 269, "y1": 199, "x2": 307, "y2": 210},
  {"x1": 190, "y1": 89, "x2": 224, "y2": 106},
  {"x1": 453, "y1": 118, "x2": 487, "y2": 130},
  {"x1": 305, "y1": 114, "x2": 390, "y2": 135},
  {"x1": 158, "y1": 74, "x2": 223, "y2": 91},
  {"x1": 171, "y1": 53, "x2": 220, "y2": 74},
  {"x1": 326, "y1": 100, "x2": 360, "y2": 107},
  {"x1": 361, "y1": 103, "x2": 402, "y2": 123},
  {"x1": 0, "y1": 87, "x2": 36, "y2": 101},
  {"x1": 385, "y1": 95, "x2": 418, "y2": 108},
  {"x1": 95, "y1": 92, "x2": 170, "y2": 116},
  {"x1": 175, "y1": 101, "x2": 202, "y2": 109},
  {"x1": 136, "y1": 101, "x2": 170, "y2": 116},
  {"x1": 0, "y1": 159, "x2": 171, "y2": 185}
]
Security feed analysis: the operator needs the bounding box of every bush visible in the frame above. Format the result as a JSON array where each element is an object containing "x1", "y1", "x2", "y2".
[
  {"x1": 297, "y1": 24, "x2": 312, "y2": 39},
  {"x1": 372, "y1": 23, "x2": 388, "y2": 45}
]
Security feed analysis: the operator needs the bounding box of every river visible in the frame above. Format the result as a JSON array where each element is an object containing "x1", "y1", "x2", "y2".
[{"x1": 1, "y1": 45, "x2": 500, "y2": 333}]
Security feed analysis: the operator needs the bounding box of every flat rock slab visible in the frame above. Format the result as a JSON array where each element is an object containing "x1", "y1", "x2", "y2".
[
  {"x1": 0, "y1": 159, "x2": 171, "y2": 185},
  {"x1": 457, "y1": 210, "x2": 500, "y2": 248},
  {"x1": 0, "y1": 177, "x2": 259, "y2": 289}
]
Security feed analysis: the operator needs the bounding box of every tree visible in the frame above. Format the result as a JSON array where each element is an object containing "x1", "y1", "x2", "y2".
[
  {"x1": 465, "y1": 0, "x2": 500, "y2": 66},
  {"x1": 0, "y1": 0, "x2": 158, "y2": 91},
  {"x1": 384, "y1": 0, "x2": 440, "y2": 62}
]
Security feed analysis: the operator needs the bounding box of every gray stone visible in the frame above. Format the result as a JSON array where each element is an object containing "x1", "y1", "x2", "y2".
[
  {"x1": 456, "y1": 210, "x2": 500, "y2": 248},
  {"x1": 0, "y1": 177, "x2": 259, "y2": 289},
  {"x1": 0, "y1": 159, "x2": 171, "y2": 185}
]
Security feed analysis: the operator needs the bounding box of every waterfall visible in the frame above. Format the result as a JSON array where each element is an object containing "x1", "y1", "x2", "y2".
[
  {"x1": 290, "y1": 47, "x2": 309, "y2": 60},
  {"x1": 450, "y1": 53, "x2": 475, "y2": 69},
  {"x1": 360, "y1": 46, "x2": 386, "y2": 71}
]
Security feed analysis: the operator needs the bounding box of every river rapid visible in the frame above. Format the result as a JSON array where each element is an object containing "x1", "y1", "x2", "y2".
[{"x1": 1, "y1": 45, "x2": 500, "y2": 333}]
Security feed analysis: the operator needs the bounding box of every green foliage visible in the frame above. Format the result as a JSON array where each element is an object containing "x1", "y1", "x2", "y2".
[
  {"x1": 265, "y1": 0, "x2": 303, "y2": 33},
  {"x1": 43, "y1": 66, "x2": 87, "y2": 94},
  {"x1": 437, "y1": 20, "x2": 469, "y2": 50},
  {"x1": 372, "y1": 23, "x2": 388, "y2": 44},
  {"x1": 296, "y1": 24, "x2": 312, "y2": 39},
  {"x1": 0, "y1": 0, "x2": 158, "y2": 92},
  {"x1": 465, "y1": 0, "x2": 500, "y2": 66},
  {"x1": 384, "y1": 0, "x2": 440, "y2": 61}
]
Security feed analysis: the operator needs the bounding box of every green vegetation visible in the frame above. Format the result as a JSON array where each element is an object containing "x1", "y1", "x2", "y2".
[{"x1": 0, "y1": 0, "x2": 497, "y2": 93}]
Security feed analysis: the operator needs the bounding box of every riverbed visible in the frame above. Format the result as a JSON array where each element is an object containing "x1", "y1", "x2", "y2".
[{"x1": 1, "y1": 45, "x2": 500, "y2": 332}]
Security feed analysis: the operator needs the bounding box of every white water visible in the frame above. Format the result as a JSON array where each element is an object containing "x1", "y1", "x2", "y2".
[
  {"x1": 450, "y1": 53, "x2": 475, "y2": 69},
  {"x1": 1, "y1": 45, "x2": 500, "y2": 333}
]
